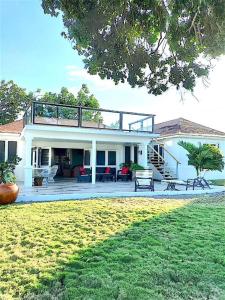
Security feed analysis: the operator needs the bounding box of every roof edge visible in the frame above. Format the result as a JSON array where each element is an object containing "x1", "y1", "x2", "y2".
[{"x1": 156, "y1": 133, "x2": 225, "y2": 140}]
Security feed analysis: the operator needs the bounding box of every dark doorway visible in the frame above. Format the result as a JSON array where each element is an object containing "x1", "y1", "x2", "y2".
[
  {"x1": 134, "y1": 146, "x2": 138, "y2": 164},
  {"x1": 125, "y1": 146, "x2": 131, "y2": 164},
  {"x1": 72, "y1": 149, "x2": 84, "y2": 167},
  {"x1": 153, "y1": 145, "x2": 164, "y2": 157}
]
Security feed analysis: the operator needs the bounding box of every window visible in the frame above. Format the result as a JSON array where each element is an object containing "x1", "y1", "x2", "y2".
[
  {"x1": 134, "y1": 146, "x2": 138, "y2": 164},
  {"x1": 97, "y1": 151, "x2": 105, "y2": 165},
  {"x1": 41, "y1": 149, "x2": 49, "y2": 166},
  {"x1": 108, "y1": 151, "x2": 116, "y2": 165},
  {"x1": 0, "y1": 141, "x2": 5, "y2": 163},
  {"x1": 204, "y1": 143, "x2": 219, "y2": 148},
  {"x1": 125, "y1": 146, "x2": 131, "y2": 164},
  {"x1": 84, "y1": 150, "x2": 90, "y2": 165},
  {"x1": 8, "y1": 141, "x2": 17, "y2": 162}
]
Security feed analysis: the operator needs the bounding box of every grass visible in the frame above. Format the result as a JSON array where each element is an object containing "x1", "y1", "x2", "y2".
[
  {"x1": 210, "y1": 179, "x2": 225, "y2": 186},
  {"x1": 0, "y1": 196, "x2": 225, "y2": 299}
]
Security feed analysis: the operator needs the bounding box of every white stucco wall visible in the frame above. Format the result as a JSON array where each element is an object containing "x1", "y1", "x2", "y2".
[
  {"x1": 0, "y1": 133, "x2": 25, "y2": 182},
  {"x1": 1, "y1": 124, "x2": 156, "y2": 183},
  {"x1": 160, "y1": 135, "x2": 225, "y2": 180}
]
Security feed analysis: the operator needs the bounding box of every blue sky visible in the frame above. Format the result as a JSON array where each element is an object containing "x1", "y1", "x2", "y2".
[{"x1": 1, "y1": 0, "x2": 225, "y2": 131}]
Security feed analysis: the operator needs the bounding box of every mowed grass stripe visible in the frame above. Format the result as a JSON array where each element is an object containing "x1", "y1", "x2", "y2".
[{"x1": 0, "y1": 198, "x2": 186, "y2": 299}]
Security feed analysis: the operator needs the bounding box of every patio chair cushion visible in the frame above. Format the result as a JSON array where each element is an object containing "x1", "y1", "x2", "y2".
[
  {"x1": 121, "y1": 166, "x2": 129, "y2": 174},
  {"x1": 136, "y1": 178, "x2": 152, "y2": 186},
  {"x1": 105, "y1": 167, "x2": 111, "y2": 174},
  {"x1": 79, "y1": 167, "x2": 86, "y2": 175}
]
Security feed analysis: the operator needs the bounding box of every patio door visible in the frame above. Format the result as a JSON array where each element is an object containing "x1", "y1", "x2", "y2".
[
  {"x1": 71, "y1": 149, "x2": 84, "y2": 167},
  {"x1": 32, "y1": 147, "x2": 51, "y2": 167},
  {"x1": 134, "y1": 146, "x2": 138, "y2": 163},
  {"x1": 125, "y1": 146, "x2": 131, "y2": 164}
]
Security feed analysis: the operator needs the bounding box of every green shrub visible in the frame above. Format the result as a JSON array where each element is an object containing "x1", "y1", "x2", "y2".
[{"x1": 119, "y1": 162, "x2": 145, "y2": 171}]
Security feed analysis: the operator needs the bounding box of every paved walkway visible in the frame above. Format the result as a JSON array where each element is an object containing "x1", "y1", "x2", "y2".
[{"x1": 17, "y1": 180, "x2": 225, "y2": 202}]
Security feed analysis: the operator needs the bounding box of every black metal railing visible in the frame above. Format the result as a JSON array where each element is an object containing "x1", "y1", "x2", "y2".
[{"x1": 23, "y1": 101, "x2": 155, "y2": 133}]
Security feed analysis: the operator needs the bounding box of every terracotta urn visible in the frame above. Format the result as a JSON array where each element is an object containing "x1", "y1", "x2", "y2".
[{"x1": 0, "y1": 183, "x2": 19, "y2": 205}]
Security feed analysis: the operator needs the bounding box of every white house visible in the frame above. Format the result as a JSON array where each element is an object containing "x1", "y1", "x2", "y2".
[
  {"x1": 0, "y1": 102, "x2": 157, "y2": 187},
  {"x1": 152, "y1": 118, "x2": 225, "y2": 180},
  {"x1": 0, "y1": 102, "x2": 224, "y2": 187}
]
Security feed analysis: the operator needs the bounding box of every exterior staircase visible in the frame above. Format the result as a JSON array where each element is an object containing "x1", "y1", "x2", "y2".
[{"x1": 148, "y1": 144, "x2": 179, "y2": 180}]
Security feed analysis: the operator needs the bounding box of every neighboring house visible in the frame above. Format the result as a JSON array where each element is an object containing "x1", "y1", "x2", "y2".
[
  {"x1": 0, "y1": 102, "x2": 157, "y2": 186},
  {"x1": 0, "y1": 120, "x2": 24, "y2": 182},
  {"x1": 151, "y1": 118, "x2": 225, "y2": 180},
  {"x1": 1, "y1": 103, "x2": 224, "y2": 186}
]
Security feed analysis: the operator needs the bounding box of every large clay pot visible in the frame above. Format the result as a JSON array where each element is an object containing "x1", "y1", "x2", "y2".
[{"x1": 0, "y1": 184, "x2": 19, "y2": 205}]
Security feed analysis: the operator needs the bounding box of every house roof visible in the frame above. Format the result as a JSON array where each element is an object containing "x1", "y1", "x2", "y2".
[
  {"x1": 1, "y1": 117, "x2": 224, "y2": 138},
  {"x1": 0, "y1": 119, "x2": 23, "y2": 134},
  {"x1": 155, "y1": 118, "x2": 225, "y2": 137}
]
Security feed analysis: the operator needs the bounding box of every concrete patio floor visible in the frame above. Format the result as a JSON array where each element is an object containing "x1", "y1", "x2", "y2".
[{"x1": 17, "y1": 180, "x2": 225, "y2": 202}]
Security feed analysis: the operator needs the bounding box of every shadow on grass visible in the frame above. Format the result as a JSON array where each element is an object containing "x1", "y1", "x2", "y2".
[{"x1": 24, "y1": 200, "x2": 225, "y2": 300}]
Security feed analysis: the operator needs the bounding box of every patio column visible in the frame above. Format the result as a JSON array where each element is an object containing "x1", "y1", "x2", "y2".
[
  {"x1": 91, "y1": 139, "x2": 96, "y2": 184},
  {"x1": 4, "y1": 141, "x2": 8, "y2": 161},
  {"x1": 139, "y1": 142, "x2": 149, "y2": 169},
  {"x1": 131, "y1": 145, "x2": 134, "y2": 163},
  {"x1": 24, "y1": 137, "x2": 33, "y2": 187}
]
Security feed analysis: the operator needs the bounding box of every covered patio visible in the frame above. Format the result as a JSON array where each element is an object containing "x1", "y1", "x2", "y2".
[
  {"x1": 21, "y1": 102, "x2": 158, "y2": 187},
  {"x1": 17, "y1": 180, "x2": 224, "y2": 202}
]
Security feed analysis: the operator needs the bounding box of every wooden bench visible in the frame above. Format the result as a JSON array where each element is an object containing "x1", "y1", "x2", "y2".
[{"x1": 162, "y1": 178, "x2": 211, "y2": 191}]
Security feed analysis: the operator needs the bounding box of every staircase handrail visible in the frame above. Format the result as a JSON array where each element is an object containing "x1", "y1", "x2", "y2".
[
  {"x1": 158, "y1": 143, "x2": 181, "y2": 164},
  {"x1": 148, "y1": 144, "x2": 165, "y2": 163},
  {"x1": 150, "y1": 140, "x2": 181, "y2": 179}
]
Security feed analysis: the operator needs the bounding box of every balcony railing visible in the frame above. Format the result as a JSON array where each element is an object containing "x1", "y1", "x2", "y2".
[{"x1": 23, "y1": 101, "x2": 155, "y2": 133}]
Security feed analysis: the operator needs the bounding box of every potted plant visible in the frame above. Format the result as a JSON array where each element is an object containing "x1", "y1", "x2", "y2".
[
  {"x1": 119, "y1": 162, "x2": 145, "y2": 180},
  {"x1": 130, "y1": 162, "x2": 145, "y2": 171},
  {"x1": 0, "y1": 156, "x2": 21, "y2": 205},
  {"x1": 119, "y1": 162, "x2": 145, "y2": 171},
  {"x1": 34, "y1": 176, "x2": 44, "y2": 186}
]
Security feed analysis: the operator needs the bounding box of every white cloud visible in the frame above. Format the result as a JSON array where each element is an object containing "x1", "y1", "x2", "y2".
[
  {"x1": 100, "y1": 57, "x2": 225, "y2": 132},
  {"x1": 65, "y1": 56, "x2": 225, "y2": 132},
  {"x1": 66, "y1": 65, "x2": 117, "y2": 90},
  {"x1": 67, "y1": 86, "x2": 80, "y2": 96}
]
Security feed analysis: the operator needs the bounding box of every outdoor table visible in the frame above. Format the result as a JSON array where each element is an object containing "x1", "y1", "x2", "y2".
[{"x1": 162, "y1": 179, "x2": 186, "y2": 191}]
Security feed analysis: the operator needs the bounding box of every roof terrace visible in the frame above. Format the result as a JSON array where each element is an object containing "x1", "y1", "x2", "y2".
[{"x1": 23, "y1": 101, "x2": 155, "y2": 133}]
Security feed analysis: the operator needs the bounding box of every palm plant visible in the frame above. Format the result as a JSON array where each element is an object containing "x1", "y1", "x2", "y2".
[{"x1": 178, "y1": 141, "x2": 224, "y2": 176}]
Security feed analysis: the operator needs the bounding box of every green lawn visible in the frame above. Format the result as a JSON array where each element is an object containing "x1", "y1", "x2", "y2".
[
  {"x1": 1, "y1": 196, "x2": 225, "y2": 299},
  {"x1": 210, "y1": 179, "x2": 225, "y2": 186}
]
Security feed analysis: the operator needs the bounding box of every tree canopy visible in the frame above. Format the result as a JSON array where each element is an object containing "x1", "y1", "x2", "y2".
[
  {"x1": 36, "y1": 84, "x2": 101, "y2": 121},
  {"x1": 40, "y1": 84, "x2": 100, "y2": 108},
  {"x1": 0, "y1": 81, "x2": 100, "y2": 125},
  {"x1": 0, "y1": 80, "x2": 35, "y2": 125},
  {"x1": 42, "y1": 0, "x2": 225, "y2": 95},
  {"x1": 178, "y1": 141, "x2": 224, "y2": 176}
]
